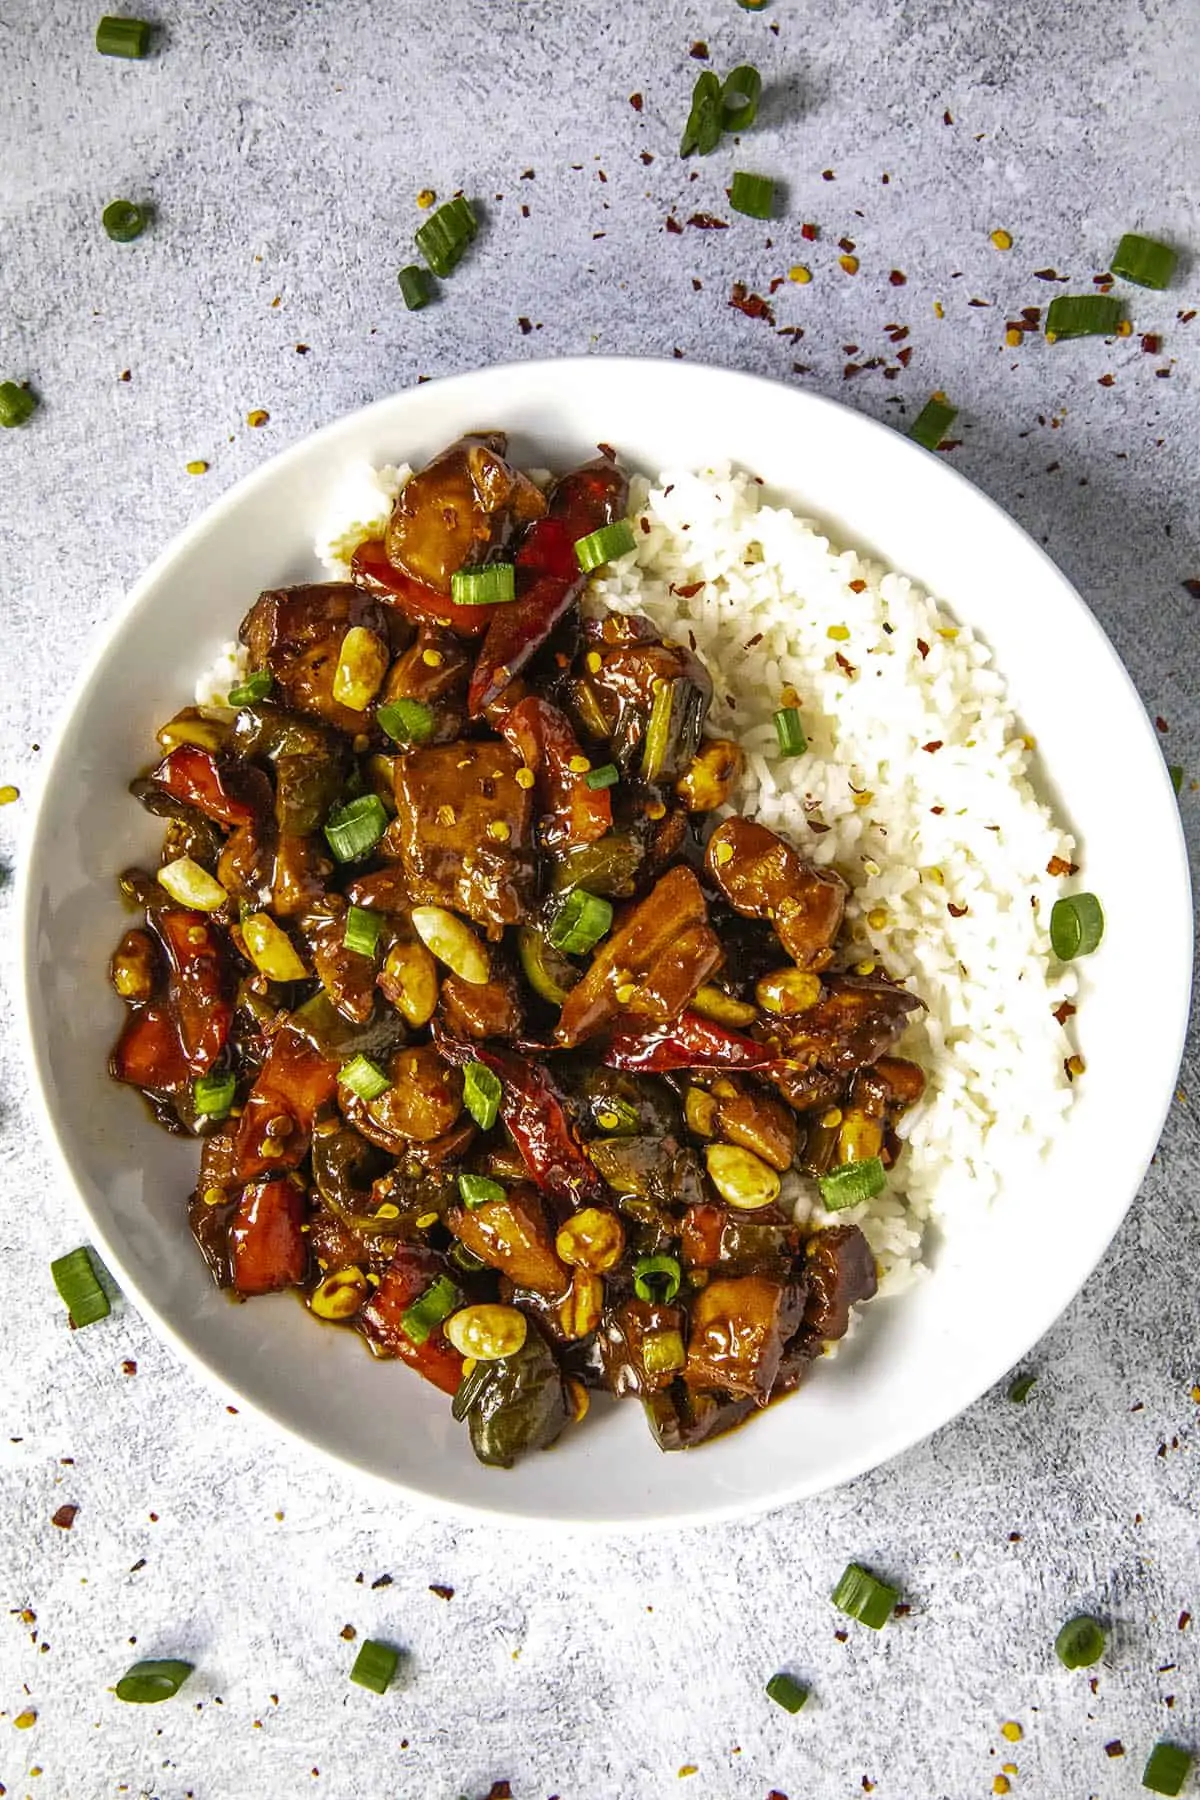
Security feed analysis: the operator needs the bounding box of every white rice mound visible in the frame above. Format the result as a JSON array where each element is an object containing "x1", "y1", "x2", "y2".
[
  {"x1": 196, "y1": 458, "x2": 1080, "y2": 1305},
  {"x1": 588, "y1": 467, "x2": 1079, "y2": 1298}
]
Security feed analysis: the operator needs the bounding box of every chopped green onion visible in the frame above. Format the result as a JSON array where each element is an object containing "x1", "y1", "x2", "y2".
[
  {"x1": 1142, "y1": 1741, "x2": 1192, "y2": 1796},
  {"x1": 377, "y1": 697, "x2": 436, "y2": 745},
  {"x1": 344, "y1": 905, "x2": 385, "y2": 959},
  {"x1": 1045, "y1": 295, "x2": 1123, "y2": 341},
  {"x1": 729, "y1": 171, "x2": 774, "y2": 219},
  {"x1": 458, "y1": 1172, "x2": 506, "y2": 1208},
  {"x1": 114, "y1": 1659, "x2": 193, "y2": 1703},
  {"x1": 773, "y1": 706, "x2": 807, "y2": 758},
  {"x1": 721, "y1": 65, "x2": 763, "y2": 132},
  {"x1": 339, "y1": 1054, "x2": 391, "y2": 1103},
  {"x1": 574, "y1": 518, "x2": 637, "y2": 572},
  {"x1": 765, "y1": 1672, "x2": 809, "y2": 1714},
  {"x1": 642, "y1": 1329, "x2": 686, "y2": 1375},
  {"x1": 398, "y1": 264, "x2": 432, "y2": 310},
  {"x1": 909, "y1": 395, "x2": 958, "y2": 450},
  {"x1": 450, "y1": 563, "x2": 515, "y2": 606},
  {"x1": 1111, "y1": 232, "x2": 1177, "y2": 291},
  {"x1": 547, "y1": 888, "x2": 613, "y2": 956},
  {"x1": 96, "y1": 15, "x2": 151, "y2": 57},
  {"x1": 400, "y1": 1275, "x2": 461, "y2": 1346},
  {"x1": 1049, "y1": 892, "x2": 1104, "y2": 961},
  {"x1": 831, "y1": 1562, "x2": 899, "y2": 1630},
  {"x1": 414, "y1": 196, "x2": 477, "y2": 277},
  {"x1": 680, "y1": 69, "x2": 723, "y2": 157},
  {"x1": 324, "y1": 793, "x2": 389, "y2": 863},
  {"x1": 0, "y1": 382, "x2": 38, "y2": 429},
  {"x1": 585, "y1": 763, "x2": 619, "y2": 790},
  {"x1": 193, "y1": 1071, "x2": 236, "y2": 1119},
  {"x1": 633, "y1": 1253, "x2": 682, "y2": 1304},
  {"x1": 227, "y1": 669, "x2": 273, "y2": 706},
  {"x1": 349, "y1": 1639, "x2": 401, "y2": 1695},
  {"x1": 50, "y1": 1247, "x2": 111, "y2": 1329},
  {"x1": 818, "y1": 1156, "x2": 886, "y2": 1210},
  {"x1": 1008, "y1": 1373, "x2": 1037, "y2": 1404},
  {"x1": 1054, "y1": 1614, "x2": 1106, "y2": 1669},
  {"x1": 102, "y1": 199, "x2": 149, "y2": 243},
  {"x1": 1168, "y1": 763, "x2": 1184, "y2": 796},
  {"x1": 463, "y1": 1060, "x2": 502, "y2": 1130}
]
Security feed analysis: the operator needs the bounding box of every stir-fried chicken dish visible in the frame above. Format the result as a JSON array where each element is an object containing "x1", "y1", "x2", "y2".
[{"x1": 107, "y1": 433, "x2": 926, "y2": 1468}]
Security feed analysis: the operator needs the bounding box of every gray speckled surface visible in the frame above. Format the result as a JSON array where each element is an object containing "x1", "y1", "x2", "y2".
[{"x1": 2, "y1": 2, "x2": 1198, "y2": 1796}]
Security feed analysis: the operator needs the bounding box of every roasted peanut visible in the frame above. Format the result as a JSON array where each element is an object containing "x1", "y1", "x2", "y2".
[
  {"x1": 837, "y1": 1110, "x2": 884, "y2": 1166},
  {"x1": 690, "y1": 983, "x2": 758, "y2": 1028},
  {"x1": 309, "y1": 1266, "x2": 368, "y2": 1321},
  {"x1": 755, "y1": 966, "x2": 824, "y2": 1015},
  {"x1": 411, "y1": 905, "x2": 490, "y2": 985},
  {"x1": 555, "y1": 1207, "x2": 626, "y2": 1274},
  {"x1": 444, "y1": 1303, "x2": 528, "y2": 1360},
  {"x1": 241, "y1": 912, "x2": 309, "y2": 983},
  {"x1": 684, "y1": 1086, "x2": 719, "y2": 1139},
  {"x1": 704, "y1": 1142, "x2": 781, "y2": 1211},
  {"x1": 109, "y1": 928, "x2": 157, "y2": 1003},
  {"x1": 675, "y1": 737, "x2": 745, "y2": 812},
  {"x1": 156, "y1": 856, "x2": 229, "y2": 912},
  {"x1": 332, "y1": 625, "x2": 390, "y2": 712},
  {"x1": 559, "y1": 1269, "x2": 604, "y2": 1340},
  {"x1": 379, "y1": 939, "x2": 439, "y2": 1027}
]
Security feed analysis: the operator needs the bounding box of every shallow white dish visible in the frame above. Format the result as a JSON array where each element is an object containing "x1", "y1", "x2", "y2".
[{"x1": 19, "y1": 358, "x2": 1192, "y2": 1527}]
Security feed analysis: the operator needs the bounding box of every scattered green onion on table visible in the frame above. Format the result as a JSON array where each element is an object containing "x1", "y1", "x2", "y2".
[
  {"x1": 414, "y1": 196, "x2": 477, "y2": 277},
  {"x1": 1007, "y1": 1373, "x2": 1037, "y2": 1404},
  {"x1": 349, "y1": 1639, "x2": 401, "y2": 1695},
  {"x1": 398, "y1": 264, "x2": 432, "y2": 311},
  {"x1": 765, "y1": 1672, "x2": 809, "y2": 1713},
  {"x1": 831, "y1": 1562, "x2": 899, "y2": 1629},
  {"x1": 720, "y1": 65, "x2": 763, "y2": 132},
  {"x1": 1142, "y1": 1741, "x2": 1192, "y2": 1797},
  {"x1": 1054, "y1": 1613, "x2": 1106, "y2": 1668},
  {"x1": 1110, "y1": 232, "x2": 1177, "y2": 290},
  {"x1": 96, "y1": 15, "x2": 151, "y2": 57},
  {"x1": 909, "y1": 394, "x2": 958, "y2": 451},
  {"x1": 50, "y1": 1247, "x2": 111, "y2": 1328},
  {"x1": 115, "y1": 1659, "x2": 193, "y2": 1703},
  {"x1": 0, "y1": 382, "x2": 38, "y2": 429},
  {"x1": 729, "y1": 171, "x2": 775, "y2": 220},
  {"x1": 102, "y1": 199, "x2": 149, "y2": 242},
  {"x1": 1044, "y1": 295, "x2": 1124, "y2": 341}
]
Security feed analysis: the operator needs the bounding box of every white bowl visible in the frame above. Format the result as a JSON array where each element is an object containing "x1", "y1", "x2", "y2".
[{"x1": 19, "y1": 358, "x2": 1192, "y2": 1527}]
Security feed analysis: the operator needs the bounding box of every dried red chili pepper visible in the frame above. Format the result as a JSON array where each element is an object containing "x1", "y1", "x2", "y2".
[
  {"x1": 468, "y1": 458, "x2": 628, "y2": 716},
  {"x1": 601, "y1": 1011, "x2": 776, "y2": 1074},
  {"x1": 233, "y1": 1026, "x2": 340, "y2": 1182},
  {"x1": 230, "y1": 1177, "x2": 308, "y2": 1295},
  {"x1": 500, "y1": 695, "x2": 612, "y2": 848},
  {"x1": 150, "y1": 745, "x2": 259, "y2": 829},
  {"x1": 352, "y1": 538, "x2": 493, "y2": 639},
  {"x1": 436, "y1": 1033, "x2": 607, "y2": 1203},
  {"x1": 109, "y1": 1002, "x2": 191, "y2": 1093},
  {"x1": 153, "y1": 909, "x2": 232, "y2": 1074}
]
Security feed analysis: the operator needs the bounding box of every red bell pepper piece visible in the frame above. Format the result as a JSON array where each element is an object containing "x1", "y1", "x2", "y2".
[
  {"x1": 434, "y1": 1032, "x2": 607, "y2": 1204},
  {"x1": 351, "y1": 538, "x2": 492, "y2": 639},
  {"x1": 150, "y1": 745, "x2": 258, "y2": 830},
  {"x1": 468, "y1": 458, "x2": 629, "y2": 716},
  {"x1": 109, "y1": 1002, "x2": 191, "y2": 1093},
  {"x1": 601, "y1": 1011, "x2": 777, "y2": 1074},
  {"x1": 500, "y1": 695, "x2": 612, "y2": 848},
  {"x1": 358, "y1": 1244, "x2": 465, "y2": 1395},
  {"x1": 153, "y1": 910, "x2": 232, "y2": 1075},
  {"x1": 233, "y1": 1026, "x2": 340, "y2": 1183},
  {"x1": 229, "y1": 1177, "x2": 308, "y2": 1295}
]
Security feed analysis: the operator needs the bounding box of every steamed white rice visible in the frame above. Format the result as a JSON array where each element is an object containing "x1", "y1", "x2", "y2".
[{"x1": 198, "y1": 458, "x2": 1079, "y2": 1306}]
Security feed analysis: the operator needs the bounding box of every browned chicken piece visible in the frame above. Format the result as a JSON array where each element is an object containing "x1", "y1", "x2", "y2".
[
  {"x1": 380, "y1": 626, "x2": 471, "y2": 743},
  {"x1": 391, "y1": 741, "x2": 535, "y2": 935},
  {"x1": 303, "y1": 905, "x2": 379, "y2": 1025},
  {"x1": 439, "y1": 969, "x2": 524, "y2": 1040},
  {"x1": 675, "y1": 738, "x2": 745, "y2": 812},
  {"x1": 705, "y1": 817, "x2": 847, "y2": 971},
  {"x1": 384, "y1": 434, "x2": 546, "y2": 593},
  {"x1": 872, "y1": 1057, "x2": 927, "y2": 1108},
  {"x1": 684, "y1": 1274, "x2": 805, "y2": 1401},
  {"x1": 802, "y1": 1224, "x2": 877, "y2": 1340},
  {"x1": 344, "y1": 867, "x2": 410, "y2": 913},
  {"x1": 447, "y1": 1185, "x2": 569, "y2": 1296},
  {"x1": 346, "y1": 1043, "x2": 463, "y2": 1150},
  {"x1": 217, "y1": 819, "x2": 273, "y2": 909},
  {"x1": 555, "y1": 865, "x2": 723, "y2": 1047},
  {"x1": 775, "y1": 975, "x2": 923, "y2": 1075},
  {"x1": 598, "y1": 1298, "x2": 687, "y2": 1396},
  {"x1": 240, "y1": 585, "x2": 392, "y2": 735},
  {"x1": 703, "y1": 1075, "x2": 799, "y2": 1172},
  {"x1": 271, "y1": 833, "x2": 332, "y2": 918},
  {"x1": 766, "y1": 1063, "x2": 842, "y2": 1116},
  {"x1": 679, "y1": 1204, "x2": 801, "y2": 1277}
]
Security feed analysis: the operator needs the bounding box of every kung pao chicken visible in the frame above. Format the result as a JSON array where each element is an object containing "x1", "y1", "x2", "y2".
[{"x1": 108, "y1": 432, "x2": 926, "y2": 1468}]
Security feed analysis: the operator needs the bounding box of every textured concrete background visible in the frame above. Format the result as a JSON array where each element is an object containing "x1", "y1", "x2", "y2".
[{"x1": 1, "y1": 1, "x2": 1198, "y2": 1796}]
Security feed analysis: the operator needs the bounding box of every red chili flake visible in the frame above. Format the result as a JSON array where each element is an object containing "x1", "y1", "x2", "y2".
[
  {"x1": 629, "y1": 92, "x2": 643, "y2": 111},
  {"x1": 52, "y1": 1504, "x2": 78, "y2": 1530},
  {"x1": 943, "y1": 109, "x2": 953, "y2": 124},
  {"x1": 640, "y1": 150, "x2": 654, "y2": 165},
  {"x1": 639, "y1": 518, "x2": 651, "y2": 534},
  {"x1": 1045, "y1": 461, "x2": 1061, "y2": 473},
  {"x1": 1180, "y1": 308, "x2": 1197, "y2": 323},
  {"x1": 671, "y1": 581, "x2": 705, "y2": 598},
  {"x1": 767, "y1": 1792, "x2": 790, "y2": 1800},
  {"x1": 834, "y1": 651, "x2": 857, "y2": 678},
  {"x1": 1156, "y1": 366, "x2": 1172, "y2": 377},
  {"x1": 863, "y1": 1783, "x2": 876, "y2": 1795},
  {"x1": 897, "y1": 346, "x2": 914, "y2": 368},
  {"x1": 777, "y1": 325, "x2": 805, "y2": 339},
  {"x1": 968, "y1": 297, "x2": 991, "y2": 308},
  {"x1": 768, "y1": 277, "x2": 784, "y2": 294},
  {"x1": 517, "y1": 318, "x2": 533, "y2": 335},
  {"x1": 339, "y1": 1623, "x2": 356, "y2": 1640},
  {"x1": 1156, "y1": 716, "x2": 1169, "y2": 733},
  {"x1": 520, "y1": 168, "x2": 535, "y2": 180},
  {"x1": 665, "y1": 216, "x2": 683, "y2": 235},
  {"x1": 1098, "y1": 373, "x2": 1115, "y2": 387},
  {"x1": 1021, "y1": 306, "x2": 1042, "y2": 324},
  {"x1": 1092, "y1": 271, "x2": 1114, "y2": 286},
  {"x1": 1033, "y1": 268, "x2": 1067, "y2": 281},
  {"x1": 843, "y1": 363, "x2": 863, "y2": 379},
  {"x1": 888, "y1": 269, "x2": 907, "y2": 286},
  {"x1": 922, "y1": 740, "x2": 943, "y2": 753},
  {"x1": 129, "y1": 1556, "x2": 146, "y2": 1572},
  {"x1": 429, "y1": 1584, "x2": 455, "y2": 1601},
  {"x1": 801, "y1": 221, "x2": 818, "y2": 241},
  {"x1": 838, "y1": 236, "x2": 856, "y2": 253},
  {"x1": 916, "y1": 638, "x2": 930, "y2": 659},
  {"x1": 370, "y1": 1574, "x2": 394, "y2": 1589},
  {"x1": 1053, "y1": 1000, "x2": 1077, "y2": 1026},
  {"x1": 597, "y1": 169, "x2": 607, "y2": 183},
  {"x1": 1140, "y1": 333, "x2": 1162, "y2": 354},
  {"x1": 122, "y1": 1358, "x2": 137, "y2": 1375},
  {"x1": 1105, "y1": 1742, "x2": 1125, "y2": 1758},
  {"x1": 1181, "y1": 1611, "x2": 1192, "y2": 1630},
  {"x1": 1183, "y1": 578, "x2": 1200, "y2": 598},
  {"x1": 842, "y1": 343, "x2": 860, "y2": 354},
  {"x1": 947, "y1": 902, "x2": 969, "y2": 918},
  {"x1": 938, "y1": 440, "x2": 963, "y2": 451},
  {"x1": 887, "y1": 324, "x2": 910, "y2": 342},
  {"x1": 792, "y1": 362, "x2": 812, "y2": 374},
  {"x1": 672, "y1": 347, "x2": 684, "y2": 359},
  {"x1": 687, "y1": 213, "x2": 729, "y2": 229},
  {"x1": 834, "y1": 1627, "x2": 849, "y2": 1641},
  {"x1": 729, "y1": 282, "x2": 776, "y2": 324},
  {"x1": 822, "y1": 169, "x2": 835, "y2": 181},
  {"x1": 520, "y1": 204, "x2": 530, "y2": 218},
  {"x1": 893, "y1": 1604, "x2": 912, "y2": 1617},
  {"x1": 744, "y1": 632, "x2": 764, "y2": 648},
  {"x1": 1046, "y1": 855, "x2": 1078, "y2": 876},
  {"x1": 848, "y1": 578, "x2": 867, "y2": 593},
  {"x1": 689, "y1": 40, "x2": 709, "y2": 58},
  {"x1": 807, "y1": 817, "x2": 830, "y2": 833},
  {"x1": 485, "y1": 1784, "x2": 512, "y2": 1800},
  {"x1": 295, "y1": 344, "x2": 310, "y2": 355}
]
